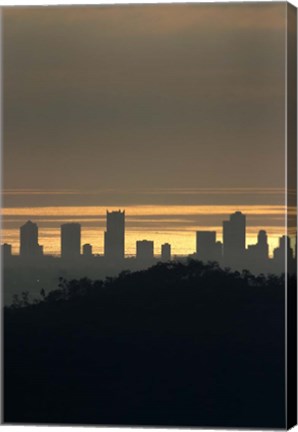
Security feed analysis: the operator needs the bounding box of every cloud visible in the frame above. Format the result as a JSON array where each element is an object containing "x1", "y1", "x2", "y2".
[
  {"x1": 2, "y1": 187, "x2": 286, "y2": 208},
  {"x1": 3, "y1": 3, "x2": 286, "y2": 194}
]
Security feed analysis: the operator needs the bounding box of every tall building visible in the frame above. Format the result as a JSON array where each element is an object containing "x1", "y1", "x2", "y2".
[
  {"x1": 104, "y1": 210, "x2": 125, "y2": 261},
  {"x1": 273, "y1": 235, "x2": 294, "y2": 273},
  {"x1": 83, "y1": 243, "x2": 93, "y2": 257},
  {"x1": 20, "y1": 220, "x2": 43, "y2": 258},
  {"x1": 246, "y1": 230, "x2": 269, "y2": 273},
  {"x1": 223, "y1": 211, "x2": 246, "y2": 265},
  {"x1": 256, "y1": 230, "x2": 269, "y2": 260},
  {"x1": 161, "y1": 243, "x2": 171, "y2": 261},
  {"x1": 196, "y1": 231, "x2": 221, "y2": 262},
  {"x1": 2, "y1": 243, "x2": 12, "y2": 259},
  {"x1": 61, "y1": 223, "x2": 81, "y2": 259},
  {"x1": 136, "y1": 240, "x2": 154, "y2": 262}
]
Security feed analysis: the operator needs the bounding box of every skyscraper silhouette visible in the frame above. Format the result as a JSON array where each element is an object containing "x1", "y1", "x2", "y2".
[
  {"x1": 136, "y1": 240, "x2": 154, "y2": 263},
  {"x1": 223, "y1": 211, "x2": 246, "y2": 265},
  {"x1": 2, "y1": 243, "x2": 12, "y2": 259},
  {"x1": 20, "y1": 220, "x2": 43, "y2": 258},
  {"x1": 196, "y1": 231, "x2": 222, "y2": 262},
  {"x1": 83, "y1": 243, "x2": 93, "y2": 257},
  {"x1": 61, "y1": 223, "x2": 81, "y2": 259},
  {"x1": 104, "y1": 210, "x2": 125, "y2": 262},
  {"x1": 161, "y1": 243, "x2": 171, "y2": 261},
  {"x1": 246, "y1": 230, "x2": 269, "y2": 273},
  {"x1": 256, "y1": 230, "x2": 269, "y2": 260},
  {"x1": 273, "y1": 235, "x2": 295, "y2": 273}
]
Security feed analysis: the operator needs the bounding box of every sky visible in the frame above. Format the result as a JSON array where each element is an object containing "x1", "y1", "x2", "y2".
[{"x1": 1, "y1": 3, "x2": 290, "y2": 255}]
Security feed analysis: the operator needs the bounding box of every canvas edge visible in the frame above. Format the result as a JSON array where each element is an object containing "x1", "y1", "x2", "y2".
[{"x1": 286, "y1": 1, "x2": 297, "y2": 430}]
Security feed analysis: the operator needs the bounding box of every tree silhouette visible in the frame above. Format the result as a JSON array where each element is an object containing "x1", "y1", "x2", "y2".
[{"x1": 4, "y1": 260, "x2": 289, "y2": 428}]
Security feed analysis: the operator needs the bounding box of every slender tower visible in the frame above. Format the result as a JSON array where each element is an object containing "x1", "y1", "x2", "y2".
[
  {"x1": 223, "y1": 211, "x2": 246, "y2": 265},
  {"x1": 20, "y1": 220, "x2": 43, "y2": 258},
  {"x1": 61, "y1": 223, "x2": 81, "y2": 259},
  {"x1": 104, "y1": 210, "x2": 125, "y2": 262}
]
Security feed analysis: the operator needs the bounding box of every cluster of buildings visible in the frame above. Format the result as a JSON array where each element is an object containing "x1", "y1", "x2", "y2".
[
  {"x1": 1, "y1": 210, "x2": 296, "y2": 273},
  {"x1": 2, "y1": 210, "x2": 171, "y2": 265}
]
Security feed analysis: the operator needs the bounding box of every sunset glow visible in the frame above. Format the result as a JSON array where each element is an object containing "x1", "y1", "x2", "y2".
[{"x1": 1, "y1": 204, "x2": 289, "y2": 257}]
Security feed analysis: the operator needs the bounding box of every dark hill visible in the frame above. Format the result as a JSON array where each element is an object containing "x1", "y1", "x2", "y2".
[{"x1": 4, "y1": 260, "x2": 288, "y2": 428}]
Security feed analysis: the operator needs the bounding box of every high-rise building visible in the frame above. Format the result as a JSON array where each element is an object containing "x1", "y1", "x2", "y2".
[
  {"x1": 136, "y1": 240, "x2": 154, "y2": 262},
  {"x1": 196, "y1": 231, "x2": 221, "y2": 262},
  {"x1": 83, "y1": 243, "x2": 93, "y2": 257},
  {"x1": 61, "y1": 223, "x2": 81, "y2": 259},
  {"x1": 273, "y1": 235, "x2": 294, "y2": 269},
  {"x1": 2, "y1": 243, "x2": 12, "y2": 259},
  {"x1": 256, "y1": 230, "x2": 269, "y2": 260},
  {"x1": 161, "y1": 243, "x2": 171, "y2": 261},
  {"x1": 246, "y1": 230, "x2": 269, "y2": 273},
  {"x1": 104, "y1": 210, "x2": 125, "y2": 261},
  {"x1": 20, "y1": 220, "x2": 43, "y2": 258},
  {"x1": 274, "y1": 235, "x2": 288, "y2": 259},
  {"x1": 223, "y1": 211, "x2": 246, "y2": 265}
]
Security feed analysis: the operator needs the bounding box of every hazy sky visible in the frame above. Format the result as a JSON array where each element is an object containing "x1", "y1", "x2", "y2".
[{"x1": 3, "y1": 2, "x2": 287, "y2": 208}]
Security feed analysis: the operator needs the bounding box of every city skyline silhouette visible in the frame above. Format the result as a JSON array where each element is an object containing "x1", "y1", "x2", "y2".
[
  {"x1": 2, "y1": 209, "x2": 295, "y2": 270},
  {"x1": 2, "y1": 198, "x2": 294, "y2": 256},
  {"x1": 2, "y1": 207, "x2": 295, "y2": 307}
]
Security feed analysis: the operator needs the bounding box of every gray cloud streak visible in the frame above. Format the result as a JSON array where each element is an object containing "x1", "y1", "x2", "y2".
[{"x1": 3, "y1": 3, "x2": 286, "y2": 199}]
